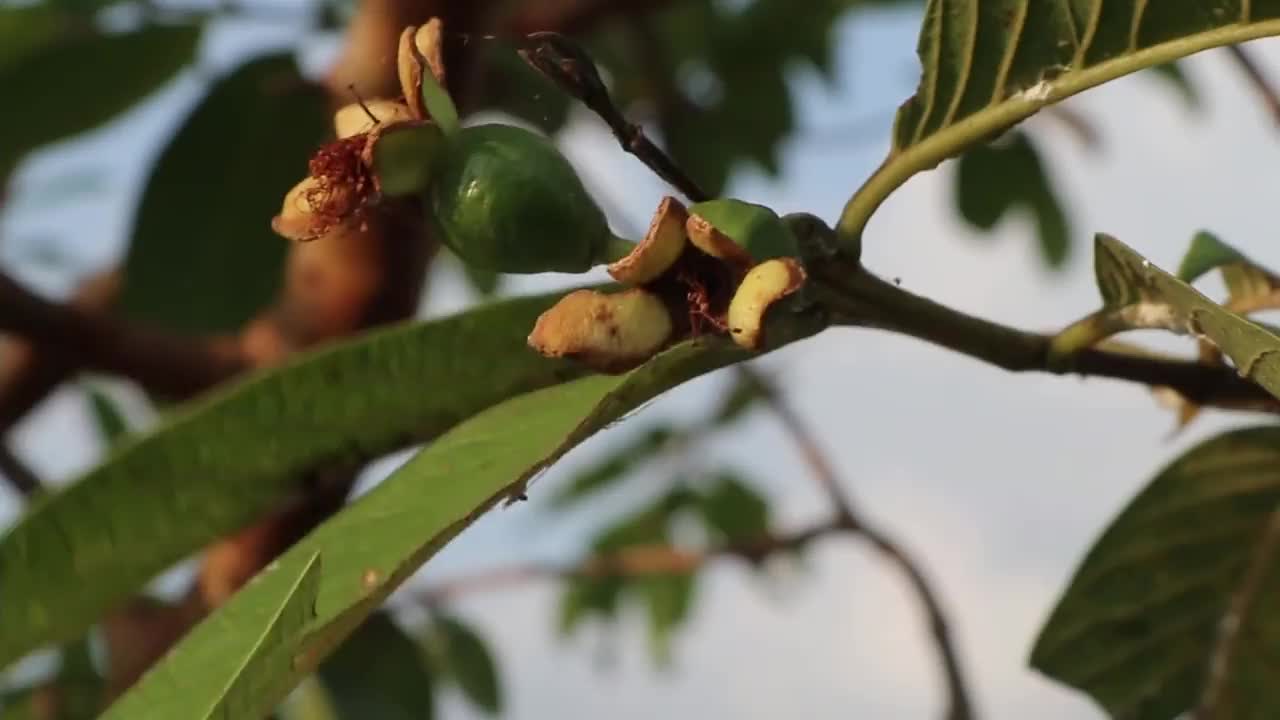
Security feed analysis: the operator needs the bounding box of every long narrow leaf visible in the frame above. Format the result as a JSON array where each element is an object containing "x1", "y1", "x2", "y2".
[
  {"x1": 0, "y1": 291, "x2": 590, "y2": 668},
  {"x1": 104, "y1": 339, "x2": 746, "y2": 717}
]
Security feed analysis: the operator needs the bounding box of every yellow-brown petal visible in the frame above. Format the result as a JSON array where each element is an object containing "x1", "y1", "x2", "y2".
[
  {"x1": 271, "y1": 176, "x2": 353, "y2": 242},
  {"x1": 528, "y1": 288, "x2": 674, "y2": 373},
  {"x1": 727, "y1": 258, "x2": 806, "y2": 350},
  {"x1": 397, "y1": 19, "x2": 447, "y2": 121},
  {"x1": 607, "y1": 196, "x2": 689, "y2": 286}
]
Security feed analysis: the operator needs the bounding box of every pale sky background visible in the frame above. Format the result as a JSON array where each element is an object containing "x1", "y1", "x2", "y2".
[{"x1": 4, "y1": 3, "x2": 1280, "y2": 719}]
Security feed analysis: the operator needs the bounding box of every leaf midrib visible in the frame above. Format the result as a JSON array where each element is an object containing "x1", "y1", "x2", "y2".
[{"x1": 838, "y1": 18, "x2": 1280, "y2": 244}]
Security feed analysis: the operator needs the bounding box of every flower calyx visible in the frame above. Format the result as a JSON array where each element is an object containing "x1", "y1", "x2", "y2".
[{"x1": 528, "y1": 196, "x2": 827, "y2": 374}]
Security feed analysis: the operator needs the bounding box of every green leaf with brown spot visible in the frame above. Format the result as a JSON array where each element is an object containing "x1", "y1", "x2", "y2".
[{"x1": 102, "y1": 338, "x2": 749, "y2": 716}]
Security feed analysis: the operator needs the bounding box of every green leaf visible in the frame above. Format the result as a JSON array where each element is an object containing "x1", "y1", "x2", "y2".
[
  {"x1": 0, "y1": 291, "x2": 588, "y2": 668},
  {"x1": 103, "y1": 338, "x2": 748, "y2": 716},
  {"x1": 688, "y1": 199, "x2": 799, "y2": 261},
  {"x1": 550, "y1": 425, "x2": 674, "y2": 508},
  {"x1": 462, "y1": 262, "x2": 502, "y2": 297},
  {"x1": 418, "y1": 56, "x2": 460, "y2": 136},
  {"x1": 592, "y1": 488, "x2": 695, "y2": 552},
  {"x1": 0, "y1": 23, "x2": 199, "y2": 176},
  {"x1": 318, "y1": 612, "x2": 434, "y2": 720},
  {"x1": 1177, "y1": 230, "x2": 1280, "y2": 304},
  {"x1": 697, "y1": 473, "x2": 769, "y2": 543},
  {"x1": 101, "y1": 551, "x2": 321, "y2": 720},
  {"x1": 371, "y1": 123, "x2": 445, "y2": 197},
  {"x1": 1081, "y1": 234, "x2": 1280, "y2": 400},
  {"x1": 1148, "y1": 61, "x2": 1199, "y2": 108},
  {"x1": 0, "y1": 6, "x2": 67, "y2": 76},
  {"x1": 431, "y1": 616, "x2": 501, "y2": 714},
  {"x1": 1031, "y1": 426, "x2": 1280, "y2": 719},
  {"x1": 641, "y1": 573, "x2": 696, "y2": 666},
  {"x1": 711, "y1": 371, "x2": 766, "y2": 425},
  {"x1": 1178, "y1": 230, "x2": 1252, "y2": 283},
  {"x1": 118, "y1": 53, "x2": 329, "y2": 335},
  {"x1": 558, "y1": 576, "x2": 625, "y2": 635},
  {"x1": 636, "y1": 0, "x2": 858, "y2": 194},
  {"x1": 954, "y1": 130, "x2": 1070, "y2": 267},
  {"x1": 558, "y1": 487, "x2": 703, "y2": 650},
  {"x1": 83, "y1": 384, "x2": 130, "y2": 447},
  {"x1": 838, "y1": 2, "x2": 1280, "y2": 245}
]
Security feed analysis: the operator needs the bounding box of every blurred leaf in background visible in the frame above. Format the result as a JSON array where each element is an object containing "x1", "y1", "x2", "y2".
[
  {"x1": 954, "y1": 129, "x2": 1071, "y2": 268},
  {"x1": 118, "y1": 54, "x2": 329, "y2": 334},
  {"x1": 423, "y1": 615, "x2": 502, "y2": 715},
  {"x1": 0, "y1": 20, "x2": 200, "y2": 178},
  {"x1": 319, "y1": 612, "x2": 435, "y2": 720}
]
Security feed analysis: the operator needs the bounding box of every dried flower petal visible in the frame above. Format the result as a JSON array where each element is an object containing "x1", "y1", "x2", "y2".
[
  {"x1": 608, "y1": 196, "x2": 689, "y2": 286},
  {"x1": 727, "y1": 258, "x2": 806, "y2": 350},
  {"x1": 528, "y1": 288, "x2": 674, "y2": 372},
  {"x1": 397, "y1": 19, "x2": 447, "y2": 121},
  {"x1": 686, "y1": 212, "x2": 755, "y2": 273}
]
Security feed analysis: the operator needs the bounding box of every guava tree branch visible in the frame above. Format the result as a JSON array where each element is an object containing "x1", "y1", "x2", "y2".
[
  {"x1": 0, "y1": 442, "x2": 41, "y2": 498},
  {"x1": 0, "y1": 270, "x2": 246, "y2": 399},
  {"x1": 813, "y1": 261, "x2": 1280, "y2": 414},
  {"x1": 749, "y1": 369, "x2": 974, "y2": 720},
  {"x1": 418, "y1": 522, "x2": 833, "y2": 605}
]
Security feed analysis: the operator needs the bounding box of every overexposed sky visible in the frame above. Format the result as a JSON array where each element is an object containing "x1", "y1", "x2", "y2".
[{"x1": 6, "y1": 4, "x2": 1280, "y2": 719}]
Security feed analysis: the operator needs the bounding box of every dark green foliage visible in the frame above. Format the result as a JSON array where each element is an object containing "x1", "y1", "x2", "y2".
[
  {"x1": 0, "y1": 22, "x2": 199, "y2": 176},
  {"x1": 1033, "y1": 427, "x2": 1280, "y2": 719},
  {"x1": 320, "y1": 613, "x2": 435, "y2": 720},
  {"x1": 955, "y1": 130, "x2": 1070, "y2": 267},
  {"x1": 119, "y1": 54, "x2": 329, "y2": 334}
]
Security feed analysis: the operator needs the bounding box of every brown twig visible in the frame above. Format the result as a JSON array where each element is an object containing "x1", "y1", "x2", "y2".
[
  {"x1": 0, "y1": 270, "x2": 120, "y2": 438},
  {"x1": 0, "y1": 270, "x2": 246, "y2": 398},
  {"x1": 814, "y1": 263, "x2": 1280, "y2": 416},
  {"x1": 1226, "y1": 44, "x2": 1280, "y2": 126},
  {"x1": 1197, "y1": 505, "x2": 1280, "y2": 719},
  {"x1": 419, "y1": 522, "x2": 832, "y2": 606},
  {"x1": 749, "y1": 368, "x2": 976, "y2": 720},
  {"x1": 0, "y1": 442, "x2": 41, "y2": 498},
  {"x1": 515, "y1": 31, "x2": 711, "y2": 202}
]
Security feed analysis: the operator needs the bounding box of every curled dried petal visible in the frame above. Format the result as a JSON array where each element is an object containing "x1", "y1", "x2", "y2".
[
  {"x1": 608, "y1": 196, "x2": 689, "y2": 286},
  {"x1": 397, "y1": 19, "x2": 447, "y2": 121},
  {"x1": 686, "y1": 212, "x2": 755, "y2": 273},
  {"x1": 727, "y1": 258, "x2": 806, "y2": 350},
  {"x1": 272, "y1": 176, "x2": 352, "y2": 242},
  {"x1": 528, "y1": 288, "x2": 674, "y2": 373}
]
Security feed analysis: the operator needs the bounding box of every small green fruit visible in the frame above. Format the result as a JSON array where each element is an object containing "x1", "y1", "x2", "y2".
[
  {"x1": 687, "y1": 199, "x2": 798, "y2": 261},
  {"x1": 430, "y1": 123, "x2": 613, "y2": 274}
]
